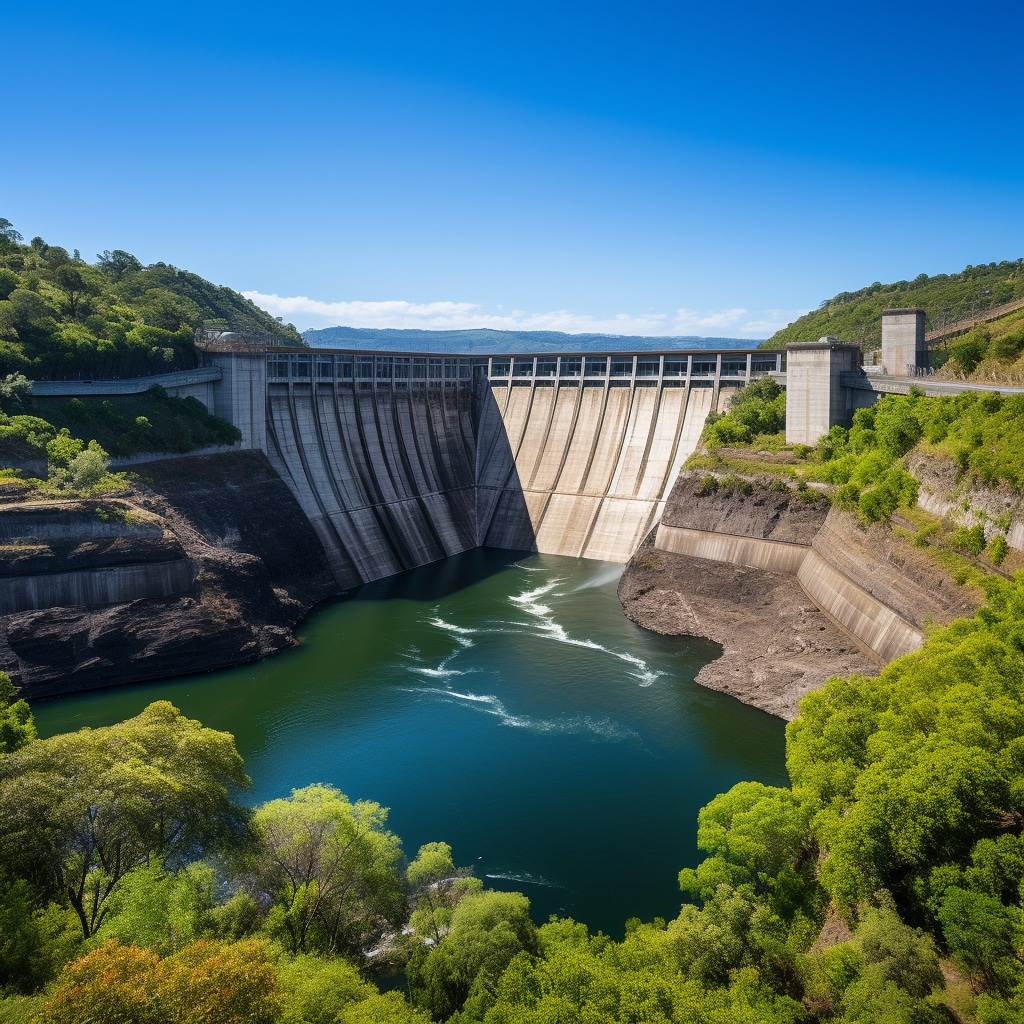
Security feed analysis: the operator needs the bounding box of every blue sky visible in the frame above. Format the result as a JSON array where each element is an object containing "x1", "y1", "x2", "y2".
[{"x1": 4, "y1": 1, "x2": 1022, "y2": 337}]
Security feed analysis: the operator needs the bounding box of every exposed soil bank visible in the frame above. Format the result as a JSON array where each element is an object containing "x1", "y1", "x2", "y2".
[
  {"x1": 0, "y1": 452, "x2": 338, "y2": 698},
  {"x1": 619, "y1": 536, "x2": 878, "y2": 720},
  {"x1": 619, "y1": 471, "x2": 985, "y2": 719}
]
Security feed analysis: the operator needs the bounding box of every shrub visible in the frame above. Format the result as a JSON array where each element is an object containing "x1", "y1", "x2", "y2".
[
  {"x1": 989, "y1": 535, "x2": 1010, "y2": 567},
  {"x1": 952, "y1": 524, "x2": 987, "y2": 556},
  {"x1": 719, "y1": 474, "x2": 753, "y2": 496},
  {"x1": 698, "y1": 474, "x2": 720, "y2": 495}
]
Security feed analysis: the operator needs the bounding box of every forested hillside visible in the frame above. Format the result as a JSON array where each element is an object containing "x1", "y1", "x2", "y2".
[
  {"x1": 0, "y1": 217, "x2": 302, "y2": 381},
  {"x1": 933, "y1": 305, "x2": 1024, "y2": 381},
  {"x1": 766, "y1": 260, "x2": 1024, "y2": 350}
]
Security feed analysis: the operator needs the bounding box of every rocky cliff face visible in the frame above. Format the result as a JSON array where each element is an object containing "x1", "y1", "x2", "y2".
[{"x1": 0, "y1": 452, "x2": 338, "y2": 698}]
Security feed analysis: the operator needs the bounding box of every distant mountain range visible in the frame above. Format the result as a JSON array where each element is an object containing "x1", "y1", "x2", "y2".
[{"x1": 302, "y1": 326, "x2": 763, "y2": 353}]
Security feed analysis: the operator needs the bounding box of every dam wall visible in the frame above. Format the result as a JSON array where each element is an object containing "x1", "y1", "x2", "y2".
[
  {"x1": 476, "y1": 355, "x2": 747, "y2": 561},
  {"x1": 264, "y1": 370, "x2": 480, "y2": 590},
  {"x1": 206, "y1": 347, "x2": 784, "y2": 586}
]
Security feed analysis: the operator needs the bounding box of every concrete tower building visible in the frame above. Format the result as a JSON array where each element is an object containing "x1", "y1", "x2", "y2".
[
  {"x1": 881, "y1": 308, "x2": 927, "y2": 376},
  {"x1": 785, "y1": 338, "x2": 862, "y2": 445}
]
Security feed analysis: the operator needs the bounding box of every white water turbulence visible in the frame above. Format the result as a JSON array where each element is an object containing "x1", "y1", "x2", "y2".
[
  {"x1": 485, "y1": 872, "x2": 565, "y2": 889},
  {"x1": 401, "y1": 684, "x2": 638, "y2": 741},
  {"x1": 402, "y1": 560, "x2": 667, "y2": 745},
  {"x1": 506, "y1": 566, "x2": 664, "y2": 687}
]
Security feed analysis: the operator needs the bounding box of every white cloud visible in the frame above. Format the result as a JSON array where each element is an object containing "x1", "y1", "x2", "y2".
[{"x1": 244, "y1": 291, "x2": 808, "y2": 339}]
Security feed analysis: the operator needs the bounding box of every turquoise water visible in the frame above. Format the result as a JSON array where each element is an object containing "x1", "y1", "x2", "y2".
[{"x1": 32, "y1": 549, "x2": 787, "y2": 936}]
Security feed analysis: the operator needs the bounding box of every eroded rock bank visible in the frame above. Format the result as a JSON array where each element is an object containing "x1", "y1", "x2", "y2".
[
  {"x1": 0, "y1": 451, "x2": 338, "y2": 698},
  {"x1": 619, "y1": 470, "x2": 986, "y2": 719}
]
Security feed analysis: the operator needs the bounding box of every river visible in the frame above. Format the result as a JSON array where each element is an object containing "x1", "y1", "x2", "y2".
[{"x1": 32, "y1": 549, "x2": 787, "y2": 937}]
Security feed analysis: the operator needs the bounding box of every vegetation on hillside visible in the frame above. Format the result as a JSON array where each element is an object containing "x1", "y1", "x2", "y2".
[
  {"x1": 5, "y1": 558, "x2": 1024, "y2": 1022},
  {"x1": 703, "y1": 376, "x2": 787, "y2": 448},
  {"x1": 0, "y1": 376, "x2": 241, "y2": 497},
  {"x1": 699, "y1": 381, "x2": 1024, "y2": 549},
  {"x1": 0, "y1": 216, "x2": 302, "y2": 381},
  {"x1": 34, "y1": 388, "x2": 241, "y2": 458},
  {"x1": 765, "y1": 260, "x2": 1024, "y2": 350},
  {"x1": 933, "y1": 306, "x2": 1024, "y2": 381}
]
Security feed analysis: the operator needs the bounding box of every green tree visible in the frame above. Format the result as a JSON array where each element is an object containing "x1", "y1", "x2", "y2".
[
  {"x1": 278, "y1": 954, "x2": 431, "y2": 1024},
  {"x1": 0, "y1": 371, "x2": 31, "y2": 412},
  {"x1": 936, "y1": 887, "x2": 1023, "y2": 994},
  {"x1": 248, "y1": 784, "x2": 406, "y2": 956},
  {"x1": 96, "y1": 249, "x2": 142, "y2": 280},
  {"x1": 97, "y1": 862, "x2": 219, "y2": 956},
  {"x1": 408, "y1": 890, "x2": 539, "y2": 1020},
  {"x1": 52, "y1": 264, "x2": 93, "y2": 320},
  {"x1": 0, "y1": 701, "x2": 251, "y2": 937},
  {"x1": 0, "y1": 672, "x2": 35, "y2": 754},
  {"x1": 0, "y1": 218, "x2": 22, "y2": 244},
  {"x1": 0, "y1": 268, "x2": 20, "y2": 301},
  {"x1": 407, "y1": 841, "x2": 482, "y2": 943}
]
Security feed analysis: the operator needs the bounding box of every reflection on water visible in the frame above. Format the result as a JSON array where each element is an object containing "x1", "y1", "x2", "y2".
[{"x1": 33, "y1": 550, "x2": 787, "y2": 937}]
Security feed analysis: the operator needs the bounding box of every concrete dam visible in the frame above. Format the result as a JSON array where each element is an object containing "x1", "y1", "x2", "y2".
[{"x1": 208, "y1": 347, "x2": 785, "y2": 589}]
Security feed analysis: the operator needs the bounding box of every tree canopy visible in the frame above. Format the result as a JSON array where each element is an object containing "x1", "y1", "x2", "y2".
[
  {"x1": 0, "y1": 216, "x2": 303, "y2": 380},
  {"x1": 0, "y1": 701, "x2": 250, "y2": 937}
]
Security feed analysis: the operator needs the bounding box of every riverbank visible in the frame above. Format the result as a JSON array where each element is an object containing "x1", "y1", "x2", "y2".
[
  {"x1": 618, "y1": 473, "x2": 879, "y2": 719},
  {"x1": 618, "y1": 469, "x2": 989, "y2": 719},
  {"x1": 0, "y1": 451, "x2": 338, "y2": 698}
]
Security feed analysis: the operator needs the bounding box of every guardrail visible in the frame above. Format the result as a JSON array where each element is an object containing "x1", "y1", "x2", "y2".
[
  {"x1": 926, "y1": 295, "x2": 1024, "y2": 344},
  {"x1": 30, "y1": 368, "x2": 222, "y2": 396},
  {"x1": 840, "y1": 370, "x2": 1024, "y2": 397}
]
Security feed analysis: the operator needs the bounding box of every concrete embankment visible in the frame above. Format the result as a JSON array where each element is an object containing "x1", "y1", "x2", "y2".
[
  {"x1": 654, "y1": 517, "x2": 924, "y2": 664},
  {"x1": 0, "y1": 452, "x2": 337, "y2": 698},
  {"x1": 0, "y1": 501, "x2": 193, "y2": 616},
  {"x1": 619, "y1": 471, "x2": 985, "y2": 718}
]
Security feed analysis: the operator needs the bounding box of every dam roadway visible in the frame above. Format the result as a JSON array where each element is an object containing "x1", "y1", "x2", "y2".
[{"x1": 207, "y1": 346, "x2": 785, "y2": 588}]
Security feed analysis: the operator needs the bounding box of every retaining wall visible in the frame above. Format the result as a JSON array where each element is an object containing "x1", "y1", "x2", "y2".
[{"x1": 0, "y1": 560, "x2": 195, "y2": 615}]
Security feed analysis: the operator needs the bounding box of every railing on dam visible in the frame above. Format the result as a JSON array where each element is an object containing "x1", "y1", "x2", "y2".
[
  {"x1": 485, "y1": 351, "x2": 784, "y2": 387},
  {"x1": 266, "y1": 351, "x2": 480, "y2": 385},
  {"x1": 263, "y1": 348, "x2": 786, "y2": 389}
]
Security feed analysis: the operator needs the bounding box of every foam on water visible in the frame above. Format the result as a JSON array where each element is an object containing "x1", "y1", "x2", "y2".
[
  {"x1": 427, "y1": 615, "x2": 477, "y2": 648},
  {"x1": 485, "y1": 872, "x2": 564, "y2": 889},
  {"x1": 403, "y1": 686, "x2": 637, "y2": 741},
  {"x1": 507, "y1": 572, "x2": 664, "y2": 687}
]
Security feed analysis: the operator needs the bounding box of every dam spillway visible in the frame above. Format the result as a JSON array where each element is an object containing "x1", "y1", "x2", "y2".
[{"x1": 209, "y1": 347, "x2": 785, "y2": 587}]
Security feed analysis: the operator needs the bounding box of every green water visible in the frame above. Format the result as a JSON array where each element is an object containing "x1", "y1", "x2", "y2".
[{"x1": 32, "y1": 550, "x2": 787, "y2": 937}]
